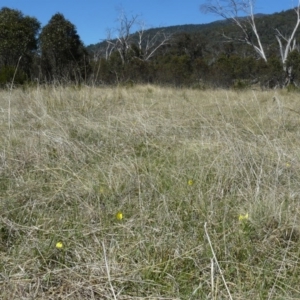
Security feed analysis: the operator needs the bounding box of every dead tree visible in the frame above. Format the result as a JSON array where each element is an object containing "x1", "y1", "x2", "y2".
[
  {"x1": 136, "y1": 21, "x2": 171, "y2": 61},
  {"x1": 275, "y1": 2, "x2": 300, "y2": 85},
  {"x1": 201, "y1": 0, "x2": 267, "y2": 62},
  {"x1": 201, "y1": 0, "x2": 300, "y2": 78},
  {"x1": 105, "y1": 11, "x2": 171, "y2": 63}
]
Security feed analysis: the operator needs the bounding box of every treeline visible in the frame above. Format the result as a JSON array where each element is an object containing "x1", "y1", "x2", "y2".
[
  {"x1": 91, "y1": 33, "x2": 288, "y2": 89},
  {"x1": 0, "y1": 7, "x2": 88, "y2": 86},
  {"x1": 1, "y1": 6, "x2": 300, "y2": 89}
]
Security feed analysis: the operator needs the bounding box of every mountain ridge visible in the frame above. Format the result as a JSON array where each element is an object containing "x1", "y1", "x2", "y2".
[{"x1": 86, "y1": 12, "x2": 272, "y2": 52}]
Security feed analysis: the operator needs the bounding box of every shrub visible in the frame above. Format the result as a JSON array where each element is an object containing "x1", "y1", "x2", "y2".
[{"x1": 0, "y1": 66, "x2": 27, "y2": 86}]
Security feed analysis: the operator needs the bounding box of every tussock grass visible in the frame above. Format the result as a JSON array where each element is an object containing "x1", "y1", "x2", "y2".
[{"x1": 1, "y1": 85, "x2": 300, "y2": 299}]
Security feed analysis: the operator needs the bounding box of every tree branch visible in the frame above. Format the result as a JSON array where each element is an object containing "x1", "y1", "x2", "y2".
[{"x1": 201, "y1": 0, "x2": 268, "y2": 62}]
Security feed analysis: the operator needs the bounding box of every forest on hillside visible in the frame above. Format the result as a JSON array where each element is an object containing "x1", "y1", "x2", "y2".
[{"x1": 1, "y1": 4, "x2": 300, "y2": 89}]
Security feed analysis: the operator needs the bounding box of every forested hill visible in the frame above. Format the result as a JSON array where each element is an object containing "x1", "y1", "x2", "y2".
[
  {"x1": 86, "y1": 21, "x2": 229, "y2": 52},
  {"x1": 86, "y1": 8, "x2": 297, "y2": 55}
]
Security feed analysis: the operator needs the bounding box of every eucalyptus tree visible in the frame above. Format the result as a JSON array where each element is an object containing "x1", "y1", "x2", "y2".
[
  {"x1": 0, "y1": 7, "x2": 40, "y2": 82},
  {"x1": 39, "y1": 13, "x2": 89, "y2": 82}
]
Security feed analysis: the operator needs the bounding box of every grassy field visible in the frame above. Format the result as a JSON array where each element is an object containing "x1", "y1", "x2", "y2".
[{"x1": 1, "y1": 84, "x2": 300, "y2": 299}]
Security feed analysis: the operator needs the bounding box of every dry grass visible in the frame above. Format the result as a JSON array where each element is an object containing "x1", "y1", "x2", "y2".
[{"x1": 1, "y1": 84, "x2": 300, "y2": 299}]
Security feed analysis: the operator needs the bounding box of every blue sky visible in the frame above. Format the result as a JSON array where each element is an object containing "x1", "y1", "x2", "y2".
[{"x1": 1, "y1": 0, "x2": 296, "y2": 46}]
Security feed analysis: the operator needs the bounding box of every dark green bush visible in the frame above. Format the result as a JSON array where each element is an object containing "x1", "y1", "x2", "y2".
[{"x1": 0, "y1": 66, "x2": 27, "y2": 86}]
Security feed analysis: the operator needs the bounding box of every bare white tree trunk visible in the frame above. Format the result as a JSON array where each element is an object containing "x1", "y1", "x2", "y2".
[
  {"x1": 201, "y1": 0, "x2": 267, "y2": 62},
  {"x1": 104, "y1": 11, "x2": 171, "y2": 63},
  {"x1": 201, "y1": 0, "x2": 300, "y2": 67},
  {"x1": 105, "y1": 29, "x2": 116, "y2": 60},
  {"x1": 137, "y1": 21, "x2": 171, "y2": 61},
  {"x1": 275, "y1": 1, "x2": 300, "y2": 68}
]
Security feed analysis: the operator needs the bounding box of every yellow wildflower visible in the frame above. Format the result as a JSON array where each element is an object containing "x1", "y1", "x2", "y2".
[
  {"x1": 116, "y1": 211, "x2": 123, "y2": 220},
  {"x1": 239, "y1": 213, "x2": 249, "y2": 221},
  {"x1": 56, "y1": 241, "x2": 63, "y2": 249},
  {"x1": 188, "y1": 179, "x2": 194, "y2": 186}
]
